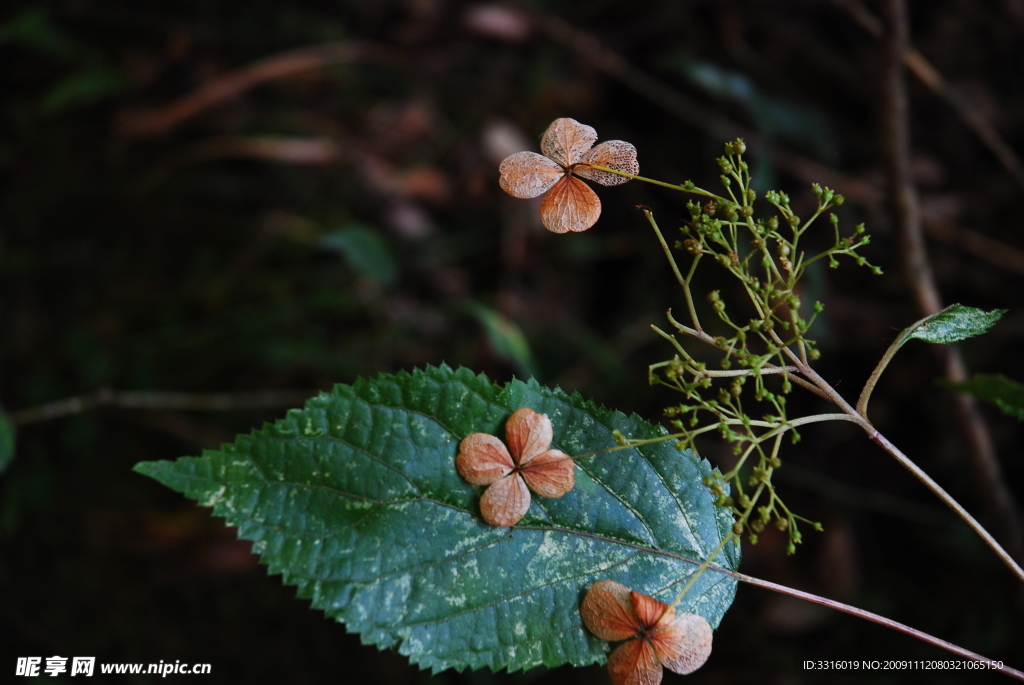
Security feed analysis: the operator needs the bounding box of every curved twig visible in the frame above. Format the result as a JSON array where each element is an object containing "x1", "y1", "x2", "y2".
[{"x1": 12, "y1": 389, "x2": 314, "y2": 425}]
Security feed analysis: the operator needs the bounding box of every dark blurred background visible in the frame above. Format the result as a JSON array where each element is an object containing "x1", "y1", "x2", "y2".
[{"x1": 1, "y1": 1, "x2": 1022, "y2": 683}]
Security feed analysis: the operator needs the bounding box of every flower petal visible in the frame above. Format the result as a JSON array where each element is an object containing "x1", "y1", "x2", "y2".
[
  {"x1": 576, "y1": 140, "x2": 639, "y2": 186},
  {"x1": 478, "y1": 474, "x2": 531, "y2": 527},
  {"x1": 607, "y1": 639, "x2": 663, "y2": 685},
  {"x1": 504, "y1": 407, "x2": 553, "y2": 463},
  {"x1": 580, "y1": 580, "x2": 642, "y2": 642},
  {"x1": 654, "y1": 612, "x2": 713, "y2": 676},
  {"x1": 540, "y1": 118, "x2": 597, "y2": 167},
  {"x1": 629, "y1": 591, "x2": 672, "y2": 631},
  {"x1": 539, "y1": 175, "x2": 601, "y2": 233},
  {"x1": 456, "y1": 433, "x2": 515, "y2": 485},
  {"x1": 519, "y1": 449, "x2": 574, "y2": 498},
  {"x1": 498, "y1": 151, "x2": 565, "y2": 198}
]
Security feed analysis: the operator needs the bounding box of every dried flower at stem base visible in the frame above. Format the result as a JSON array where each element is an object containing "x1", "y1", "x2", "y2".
[
  {"x1": 456, "y1": 407, "x2": 575, "y2": 526},
  {"x1": 581, "y1": 580, "x2": 713, "y2": 685},
  {"x1": 498, "y1": 118, "x2": 638, "y2": 233}
]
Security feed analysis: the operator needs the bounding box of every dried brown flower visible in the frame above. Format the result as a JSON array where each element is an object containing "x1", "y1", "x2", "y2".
[
  {"x1": 581, "y1": 580, "x2": 713, "y2": 685},
  {"x1": 498, "y1": 118, "x2": 639, "y2": 233},
  {"x1": 456, "y1": 407, "x2": 575, "y2": 527}
]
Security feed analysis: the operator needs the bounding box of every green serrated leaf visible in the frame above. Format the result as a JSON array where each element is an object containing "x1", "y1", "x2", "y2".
[
  {"x1": 860, "y1": 304, "x2": 1009, "y2": 419},
  {"x1": 944, "y1": 374, "x2": 1024, "y2": 421},
  {"x1": 135, "y1": 365, "x2": 738, "y2": 674},
  {"x1": 902, "y1": 304, "x2": 1006, "y2": 346},
  {"x1": 0, "y1": 410, "x2": 14, "y2": 474}
]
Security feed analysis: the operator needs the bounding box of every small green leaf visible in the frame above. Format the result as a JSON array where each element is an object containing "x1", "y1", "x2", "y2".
[
  {"x1": 860, "y1": 305, "x2": 1009, "y2": 419},
  {"x1": 902, "y1": 304, "x2": 1006, "y2": 346},
  {"x1": 135, "y1": 365, "x2": 738, "y2": 674},
  {"x1": 320, "y1": 225, "x2": 398, "y2": 287},
  {"x1": 944, "y1": 374, "x2": 1024, "y2": 421},
  {"x1": 0, "y1": 410, "x2": 15, "y2": 474}
]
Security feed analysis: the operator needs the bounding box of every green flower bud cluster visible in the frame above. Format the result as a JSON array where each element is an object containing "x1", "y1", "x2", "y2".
[{"x1": 645, "y1": 139, "x2": 877, "y2": 557}]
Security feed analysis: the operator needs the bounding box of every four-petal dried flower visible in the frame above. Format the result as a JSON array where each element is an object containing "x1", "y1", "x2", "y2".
[
  {"x1": 456, "y1": 407, "x2": 575, "y2": 527},
  {"x1": 499, "y1": 118, "x2": 639, "y2": 233},
  {"x1": 581, "y1": 580, "x2": 713, "y2": 685}
]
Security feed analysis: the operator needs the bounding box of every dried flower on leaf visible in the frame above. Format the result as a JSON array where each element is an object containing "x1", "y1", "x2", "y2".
[
  {"x1": 581, "y1": 580, "x2": 713, "y2": 685},
  {"x1": 456, "y1": 407, "x2": 575, "y2": 527},
  {"x1": 498, "y1": 118, "x2": 639, "y2": 233}
]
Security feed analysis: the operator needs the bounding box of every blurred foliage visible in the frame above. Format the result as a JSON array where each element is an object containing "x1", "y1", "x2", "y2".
[
  {"x1": 1, "y1": 0, "x2": 1022, "y2": 683},
  {"x1": 0, "y1": 410, "x2": 14, "y2": 474},
  {"x1": 947, "y1": 374, "x2": 1024, "y2": 422}
]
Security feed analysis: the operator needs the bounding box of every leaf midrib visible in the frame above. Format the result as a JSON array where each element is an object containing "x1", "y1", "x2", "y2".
[
  {"x1": 273, "y1": 395, "x2": 705, "y2": 554},
  {"x1": 174, "y1": 464, "x2": 716, "y2": 577}
]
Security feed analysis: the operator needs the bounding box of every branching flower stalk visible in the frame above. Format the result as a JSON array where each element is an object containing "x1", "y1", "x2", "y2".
[{"x1": 590, "y1": 140, "x2": 1024, "y2": 583}]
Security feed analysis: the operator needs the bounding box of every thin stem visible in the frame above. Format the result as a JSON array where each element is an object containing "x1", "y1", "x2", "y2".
[
  {"x1": 683, "y1": 254, "x2": 703, "y2": 331},
  {"x1": 650, "y1": 513, "x2": 1024, "y2": 677},
  {"x1": 778, "y1": 413, "x2": 862, "y2": 430},
  {"x1": 589, "y1": 164, "x2": 724, "y2": 200},
  {"x1": 671, "y1": 479, "x2": 768, "y2": 608},
  {"x1": 726, "y1": 567, "x2": 1024, "y2": 680},
  {"x1": 669, "y1": 531, "x2": 737, "y2": 608},
  {"x1": 650, "y1": 325, "x2": 695, "y2": 360},
  {"x1": 857, "y1": 325, "x2": 914, "y2": 418},
  {"x1": 665, "y1": 309, "x2": 711, "y2": 342},
  {"x1": 791, "y1": 355, "x2": 863, "y2": 418},
  {"x1": 879, "y1": 0, "x2": 1024, "y2": 562},
  {"x1": 643, "y1": 210, "x2": 701, "y2": 331},
  {"x1": 757, "y1": 342, "x2": 1024, "y2": 580},
  {"x1": 690, "y1": 367, "x2": 800, "y2": 378},
  {"x1": 757, "y1": 413, "x2": 863, "y2": 442},
  {"x1": 868, "y1": 428, "x2": 1024, "y2": 582},
  {"x1": 571, "y1": 433, "x2": 682, "y2": 460},
  {"x1": 787, "y1": 372, "x2": 835, "y2": 402}
]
